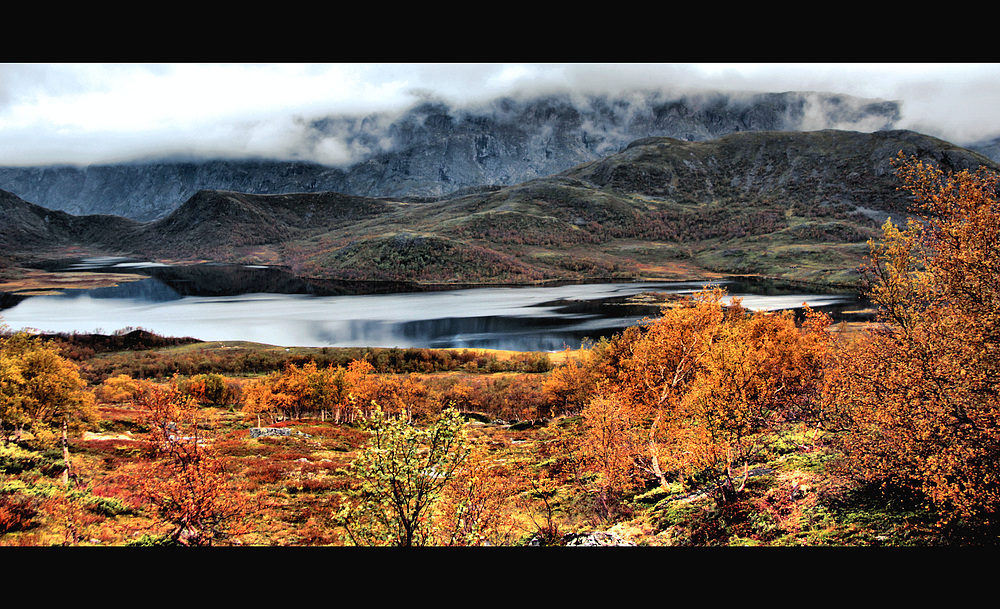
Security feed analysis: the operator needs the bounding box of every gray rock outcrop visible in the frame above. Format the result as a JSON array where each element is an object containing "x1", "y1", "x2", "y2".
[
  {"x1": 0, "y1": 90, "x2": 902, "y2": 221},
  {"x1": 249, "y1": 427, "x2": 292, "y2": 438}
]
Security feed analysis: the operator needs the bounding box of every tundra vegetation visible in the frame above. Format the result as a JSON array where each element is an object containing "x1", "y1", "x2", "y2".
[{"x1": 1, "y1": 155, "x2": 998, "y2": 546}]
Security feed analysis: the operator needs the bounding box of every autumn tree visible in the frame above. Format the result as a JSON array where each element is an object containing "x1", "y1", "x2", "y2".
[
  {"x1": 338, "y1": 407, "x2": 468, "y2": 546},
  {"x1": 341, "y1": 359, "x2": 433, "y2": 423},
  {"x1": 434, "y1": 443, "x2": 525, "y2": 546},
  {"x1": 439, "y1": 378, "x2": 481, "y2": 414},
  {"x1": 240, "y1": 373, "x2": 289, "y2": 427},
  {"x1": 825, "y1": 155, "x2": 1000, "y2": 530},
  {"x1": 238, "y1": 358, "x2": 436, "y2": 428},
  {"x1": 0, "y1": 333, "x2": 95, "y2": 446},
  {"x1": 95, "y1": 374, "x2": 143, "y2": 404},
  {"x1": 579, "y1": 393, "x2": 645, "y2": 518},
  {"x1": 580, "y1": 288, "x2": 831, "y2": 502},
  {"x1": 679, "y1": 304, "x2": 831, "y2": 500},
  {"x1": 0, "y1": 333, "x2": 96, "y2": 489},
  {"x1": 280, "y1": 361, "x2": 349, "y2": 420},
  {"x1": 130, "y1": 381, "x2": 258, "y2": 545},
  {"x1": 240, "y1": 361, "x2": 347, "y2": 425},
  {"x1": 543, "y1": 345, "x2": 613, "y2": 417},
  {"x1": 342, "y1": 359, "x2": 380, "y2": 421},
  {"x1": 584, "y1": 288, "x2": 728, "y2": 489},
  {"x1": 180, "y1": 373, "x2": 235, "y2": 407}
]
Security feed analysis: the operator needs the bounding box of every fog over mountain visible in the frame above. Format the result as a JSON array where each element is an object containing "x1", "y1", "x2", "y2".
[{"x1": 0, "y1": 89, "x2": 906, "y2": 221}]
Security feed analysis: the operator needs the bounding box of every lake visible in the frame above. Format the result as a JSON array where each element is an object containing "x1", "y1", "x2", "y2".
[{"x1": 1, "y1": 259, "x2": 864, "y2": 352}]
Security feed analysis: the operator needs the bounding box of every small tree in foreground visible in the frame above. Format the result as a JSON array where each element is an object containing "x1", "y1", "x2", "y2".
[
  {"x1": 338, "y1": 406, "x2": 467, "y2": 546},
  {"x1": 0, "y1": 332, "x2": 96, "y2": 489},
  {"x1": 435, "y1": 444, "x2": 525, "y2": 546},
  {"x1": 128, "y1": 382, "x2": 258, "y2": 545}
]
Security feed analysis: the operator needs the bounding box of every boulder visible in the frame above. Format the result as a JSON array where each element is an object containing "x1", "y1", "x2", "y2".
[{"x1": 249, "y1": 427, "x2": 292, "y2": 438}]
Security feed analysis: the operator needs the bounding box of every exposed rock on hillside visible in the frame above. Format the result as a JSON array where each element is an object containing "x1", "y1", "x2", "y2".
[{"x1": 0, "y1": 90, "x2": 902, "y2": 221}]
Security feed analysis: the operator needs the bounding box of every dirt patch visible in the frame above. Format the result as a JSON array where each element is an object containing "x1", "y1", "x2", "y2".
[
  {"x1": 82, "y1": 431, "x2": 138, "y2": 441},
  {"x1": 0, "y1": 269, "x2": 147, "y2": 295}
]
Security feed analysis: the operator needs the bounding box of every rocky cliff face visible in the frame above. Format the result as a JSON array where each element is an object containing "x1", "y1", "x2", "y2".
[
  {"x1": 969, "y1": 134, "x2": 1000, "y2": 163},
  {"x1": 0, "y1": 90, "x2": 902, "y2": 221}
]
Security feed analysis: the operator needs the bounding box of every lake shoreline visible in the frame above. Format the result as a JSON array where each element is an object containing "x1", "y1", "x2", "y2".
[
  {"x1": 2, "y1": 257, "x2": 870, "y2": 352},
  {"x1": 4, "y1": 255, "x2": 861, "y2": 303}
]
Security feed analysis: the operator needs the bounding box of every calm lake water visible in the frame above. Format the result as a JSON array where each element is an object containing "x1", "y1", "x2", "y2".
[{"x1": 1, "y1": 259, "x2": 862, "y2": 351}]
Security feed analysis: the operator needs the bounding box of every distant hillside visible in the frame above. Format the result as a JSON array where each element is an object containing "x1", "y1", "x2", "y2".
[
  {"x1": 121, "y1": 189, "x2": 397, "y2": 258},
  {"x1": 0, "y1": 90, "x2": 902, "y2": 221},
  {"x1": 565, "y1": 129, "x2": 989, "y2": 217},
  {"x1": 2, "y1": 129, "x2": 995, "y2": 289},
  {"x1": 0, "y1": 189, "x2": 139, "y2": 255}
]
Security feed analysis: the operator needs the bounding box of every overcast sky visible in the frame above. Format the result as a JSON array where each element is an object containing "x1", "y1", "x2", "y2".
[{"x1": 1, "y1": 62, "x2": 998, "y2": 167}]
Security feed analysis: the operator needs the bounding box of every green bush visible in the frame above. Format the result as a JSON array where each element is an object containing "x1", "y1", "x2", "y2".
[
  {"x1": 84, "y1": 494, "x2": 136, "y2": 517},
  {"x1": 0, "y1": 445, "x2": 63, "y2": 476}
]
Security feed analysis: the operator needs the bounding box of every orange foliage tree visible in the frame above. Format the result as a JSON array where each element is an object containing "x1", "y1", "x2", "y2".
[
  {"x1": 542, "y1": 347, "x2": 602, "y2": 416},
  {"x1": 680, "y1": 303, "x2": 831, "y2": 499},
  {"x1": 240, "y1": 373, "x2": 291, "y2": 427},
  {"x1": 343, "y1": 359, "x2": 433, "y2": 423},
  {"x1": 580, "y1": 288, "x2": 831, "y2": 502},
  {"x1": 434, "y1": 443, "x2": 525, "y2": 546},
  {"x1": 179, "y1": 373, "x2": 238, "y2": 408},
  {"x1": 94, "y1": 373, "x2": 143, "y2": 404},
  {"x1": 0, "y1": 333, "x2": 95, "y2": 448},
  {"x1": 825, "y1": 155, "x2": 1000, "y2": 529},
  {"x1": 129, "y1": 381, "x2": 259, "y2": 545},
  {"x1": 579, "y1": 392, "x2": 646, "y2": 517},
  {"x1": 439, "y1": 378, "x2": 482, "y2": 413},
  {"x1": 610, "y1": 289, "x2": 728, "y2": 489},
  {"x1": 241, "y1": 361, "x2": 348, "y2": 425},
  {"x1": 267, "y1": 361, "x2": 346, "y2": 421},
  {"x1": 239, "y1": 358, "x2": 436, "y2": 428}
]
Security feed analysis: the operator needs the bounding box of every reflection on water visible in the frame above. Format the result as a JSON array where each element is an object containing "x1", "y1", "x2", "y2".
[{"x1": 2, "y1": 259, "x2": 863, "y2": 350}]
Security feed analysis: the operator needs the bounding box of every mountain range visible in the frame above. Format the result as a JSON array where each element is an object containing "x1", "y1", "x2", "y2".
[
  {"x1": 2, "y1": 126, "x2": 996, "y2": 292},
  {"x1": 0, "y1": 90, "x2": 908, "y2": 222}
]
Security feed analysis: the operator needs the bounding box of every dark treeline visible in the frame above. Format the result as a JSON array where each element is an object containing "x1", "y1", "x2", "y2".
[
  {"x1": 34, "y1": 328, "x2": 200, "y2": 357},
  {"x1": 34, "y1": 329, "x2": 554, "y2": 383}
]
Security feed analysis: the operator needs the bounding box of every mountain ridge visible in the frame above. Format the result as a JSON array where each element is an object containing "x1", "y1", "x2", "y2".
[
  {"x1": 0, "y1": 90, "x2": 907, "y2": 222},
  {"x1": 2, "y1": 129, "x2": 996, "y2": 291}
]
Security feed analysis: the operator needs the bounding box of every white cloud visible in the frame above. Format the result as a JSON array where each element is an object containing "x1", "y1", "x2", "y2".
[{"x1": 1, "y1": 62, "x2": 999, "y2": 166}]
